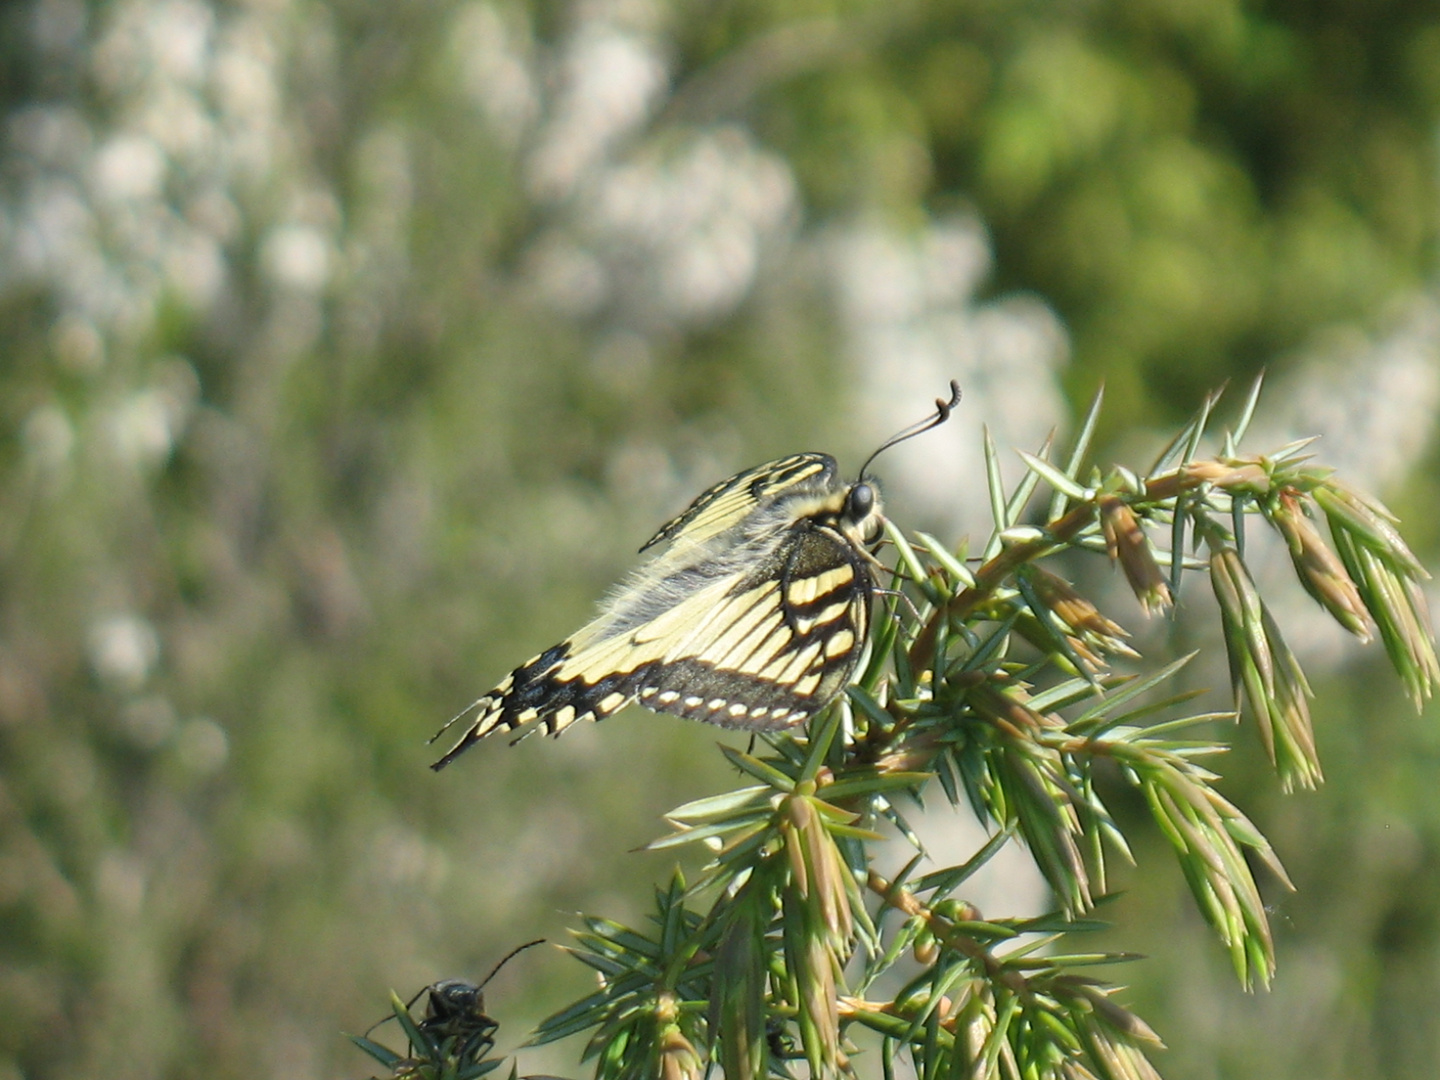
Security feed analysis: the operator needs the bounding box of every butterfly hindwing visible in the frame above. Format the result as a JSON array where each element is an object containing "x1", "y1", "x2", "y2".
[
  {"x1": 634, "y1": 519, "x2": 872, "y2": 730},
  {"x1": 429, "y1": 637, "x2": 660, "y2": 768}
]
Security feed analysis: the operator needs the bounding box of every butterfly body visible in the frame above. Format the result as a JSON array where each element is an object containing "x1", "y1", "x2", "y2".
[{"x1": 430, "y1": 452, "x2": 882, "y2": 769}]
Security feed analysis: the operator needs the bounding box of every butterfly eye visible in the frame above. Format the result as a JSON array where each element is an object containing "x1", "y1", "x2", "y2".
[{"x1": 846, "y1": 482, "x2": 876, "y2": 522}]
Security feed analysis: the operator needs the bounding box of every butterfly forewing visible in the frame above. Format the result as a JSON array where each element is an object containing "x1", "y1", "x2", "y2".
[{"x1": 640, "y1": 453, "x2": 836, "y2": 552}]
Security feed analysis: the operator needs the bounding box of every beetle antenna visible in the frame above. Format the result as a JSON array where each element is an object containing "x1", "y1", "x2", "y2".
[
  {"x1": 858, "y1": 380, "x2": 962, "y2": 478},
  {"x1": 477, "y1": 938, "x2": 546, "y2": 991},
  {"x1": 363, "y1": 993, "x2": 424, "y2": 1040}
]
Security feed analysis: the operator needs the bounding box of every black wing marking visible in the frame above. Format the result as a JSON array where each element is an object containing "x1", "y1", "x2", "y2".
[{"x1": 430, "y1": 638, "x2": 663, "y2": 769}]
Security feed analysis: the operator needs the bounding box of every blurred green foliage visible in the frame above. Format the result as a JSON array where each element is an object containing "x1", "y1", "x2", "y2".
[{"x1": 0, "y1": 1, "x2": 1437, "y2": 1079}]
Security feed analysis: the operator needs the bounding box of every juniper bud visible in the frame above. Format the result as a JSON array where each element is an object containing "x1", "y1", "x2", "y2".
[
  {"x1": 1028, "y1": 565, "x2": 1138, "y2": 668},
  {"x1": 1100, "y1": 497, "x2": 1172, "y2": 614},
  {"x1": 1210, "y1": 546, "x2": 1321, "y2": 789},
  {"x1": 1269, "y1": 490, "x2": 1372, "y2": 640}
]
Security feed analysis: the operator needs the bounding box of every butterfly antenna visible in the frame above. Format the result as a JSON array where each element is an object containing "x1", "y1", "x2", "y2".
[
  {"x1": 477, "y1": 938, "x2": 546, "y2": 991},
  {"x1": 858, "y1": 380, "x2": 962, "y2": 478}
]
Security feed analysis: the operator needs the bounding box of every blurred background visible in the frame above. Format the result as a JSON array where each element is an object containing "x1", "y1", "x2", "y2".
[{"x1": 2, "y1": 1, "x2": 1439, "y2": 1077}]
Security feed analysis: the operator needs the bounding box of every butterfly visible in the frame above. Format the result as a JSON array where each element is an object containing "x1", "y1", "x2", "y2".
[{"x1": 430, "y1": 383, "x2": 960, "y2": 770}]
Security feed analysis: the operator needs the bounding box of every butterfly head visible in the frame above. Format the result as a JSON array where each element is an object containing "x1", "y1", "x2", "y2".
[{"x1": 841, "y1": 479, "x2": 884, "y2": 546}]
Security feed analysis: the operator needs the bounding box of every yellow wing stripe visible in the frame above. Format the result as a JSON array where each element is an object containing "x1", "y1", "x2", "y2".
[
  {"x1": 824, "y1": 629, "x2": 856, "y2": 657},
  {"x1": 725, "y1": 619, "x2": 794, "y2": 678},
  {"x1": 631, "y1": 577, "x2": 748, "y2": 647},
  {"x1": 571, "y1": 575, "x2": 740, "y2": 675},
  {"x1": 793, "y1": 672, "x2": 822, "y2": 697},
  {"x1": 795, "y1": 600, "x2": 851, "y2": 635},
  {"x1": 786, "y1": 564, "x2": 855, "y2": 606},
  {"x1": 771, "y1": 640, "x2": 824, "y2": 684},
  {"x1": 709, "y1": 612, "x2": 788, "y2": 673},
  {"x1": 658, "y1": 581, "x2": 777, "y2": 659},
  {"x1": 697, "y1": 609, "x2": 778, "y2": 671}
]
